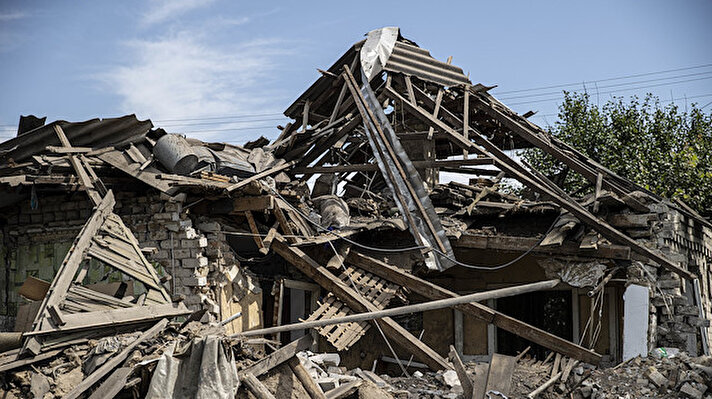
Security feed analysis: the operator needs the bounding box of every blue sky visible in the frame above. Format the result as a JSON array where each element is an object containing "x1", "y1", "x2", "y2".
[{"x1": 1, "y1": 1, "x2": 711, "y2": 145}]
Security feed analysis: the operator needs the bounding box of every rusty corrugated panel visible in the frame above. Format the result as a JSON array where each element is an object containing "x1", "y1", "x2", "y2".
[
  {"x1": 0, "y1": 115, "x2": 153, "y2": 163},
  {"x1": 384, "y1": 41, "x2": 470, "y2": 87}
]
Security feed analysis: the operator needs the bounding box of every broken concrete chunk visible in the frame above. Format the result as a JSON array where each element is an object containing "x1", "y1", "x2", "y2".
[
  {"x1": 644, "y1": 366, "x2": 668, "y2": 388},
  {"x1": 680, "y1": 382, "x2": 704, "y2": 399},
  {"x1": 442, "y1": 369, "x2": 460, "y2": 387},
  {"x1": 309, "y1": 353, "x2": 341, "y2": 367}
]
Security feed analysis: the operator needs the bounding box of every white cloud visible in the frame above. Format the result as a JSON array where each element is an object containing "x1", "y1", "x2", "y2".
[
  {"x1": 97, "y1": 31, "x2": 292, "y2": 143},
  {"x1": 0, "y1": 11, "x2": 26, "y2": 21},
  {"x1": 142, "y1": 0, "x2": 215, "y2": 26}
]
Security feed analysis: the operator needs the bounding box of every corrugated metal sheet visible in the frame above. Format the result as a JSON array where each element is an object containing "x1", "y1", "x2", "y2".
[
  {"x1": 384, "y1": 41, "x2": 470, "y2": 87},
  {"x1": 0, "y1": 115, "x2": 153, "y2": 163}
]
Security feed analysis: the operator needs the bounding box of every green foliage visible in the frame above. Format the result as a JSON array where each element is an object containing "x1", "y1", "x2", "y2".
[{"x1": 522, "y1": 92, "x2": 712, "y2": 215}]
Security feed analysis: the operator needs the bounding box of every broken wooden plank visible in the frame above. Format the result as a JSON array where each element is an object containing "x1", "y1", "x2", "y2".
[
  {"x1": 0, "y1": 350, "x2": 62, "y2": 373},
  {"x1": 224, "y1": 161, "x2": 296, "y2": 193},
  {"x1": 484, "y1": 354, "x2": 515, "y2": 397},
  {"x1": 63, "y1": 319, "x2": 168, "y2": 399},
  {"x1": 243, "y1": 334, "x2": 313, "y2": 377},
  {"x1": 454, "y1": 232, "x2": 630, "y2": 260},
  {"x1": 260, "y1": 221, "x2": 280, "y2": 255},
  {"x1": 87, "y1": 367, "x2": 132, "y2": 399},
  {"x1": 271, "y1": 236, "x2": 450, "y2": 371},
  {"x1": 232, "y1": 196, "x2": 275, "y2": 213},
  {"x1": 289, "y1": 357, "x2": 327, "y2": 399},
  {"x1": 27, "y1": 303, "x2": 190, "y2": 336},
  {"x1": 291, "y1": 157, "x2": 494, "y2": 174},
  {"x1": 346, "y1": 251, "x2": 602, "y2": 365},
  {"x1": 449, "y1": 345, "x2": 474, "y2": 399},
  {"x1": 53, "y1": 125, "x2": 102, "y2": 206},
  {"x1": 527, "y1": 371, "x2": 563, "y2": 398},
  {"x1": 325, "y1": 380, "x2": 362, "y2": 399},
  {"x1": 240, "y1": 373, "x2": 276, "y2": 399},
  {"x1": 245, "y1": 211, "x2": 265, "y2": 250},
  {"x1": 472, "y1": 363, "x2": 489, "y2": 399},
  {"x1": 46, "y1": 146, "x2": 93, "y2": 154},
  {"x1": 273, "y1": 200, "x2": 297, "y2": 244}
]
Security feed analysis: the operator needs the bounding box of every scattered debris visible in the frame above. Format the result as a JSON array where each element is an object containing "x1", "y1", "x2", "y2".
[{"x1": 0, "y1": 26, "x2": 711, "y2": 398}]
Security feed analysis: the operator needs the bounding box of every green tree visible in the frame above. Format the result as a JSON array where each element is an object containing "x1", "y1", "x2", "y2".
[{"x1": 522, "y1": 92, "x2": 712, "y2": 215}]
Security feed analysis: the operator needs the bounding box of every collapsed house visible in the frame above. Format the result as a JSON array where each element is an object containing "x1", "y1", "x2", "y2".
[{"x1": 0, "y1": 27, "x2": 710, "y2": 398}]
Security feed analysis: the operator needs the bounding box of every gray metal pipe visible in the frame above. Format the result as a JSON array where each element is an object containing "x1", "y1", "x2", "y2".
[{"x1": 232, "y1": 279, "x2": 560, "y2": 338}]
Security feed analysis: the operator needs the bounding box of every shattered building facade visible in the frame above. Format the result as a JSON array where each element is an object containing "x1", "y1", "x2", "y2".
[{"x1": 0, "y1": 27, "x2": 711, "y2": 397}]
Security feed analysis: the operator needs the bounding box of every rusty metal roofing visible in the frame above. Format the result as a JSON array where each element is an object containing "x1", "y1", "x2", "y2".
[
  {"x1": 384, "y1": 41, "x2": 470, "y2": 87},
  {"x1": 0, "y1": 114, "x2": 153, "y2": 163}
]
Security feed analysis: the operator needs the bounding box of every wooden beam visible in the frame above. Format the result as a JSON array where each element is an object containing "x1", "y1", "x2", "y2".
[
  {"x1": 386, "y1": 91, "x2": 693, "y2": 279},
  {"x1": 53, "y1": 125, "x2": 102, "y2": 206},
  {"x1": 273, "y1": 200, "x2": 297, "y2": 244},
  {"x1": 289, "y1": 357, "x2": 327, "y2": 399},
  {"x1": 27, "y1": 303, "x2": 190, "y2": 336},
  {"x1": 463, "y1": 86, "x2": 470, "y2": 159},
  {"x1": 449, "y1": 345, "x2": 474, "y2": 399},
  {"x1": 271, "y1": 236, "x2": 451, "y2": 370},
  {"x1": 291, "y1": 157, "x2": 494, "y2": 174},
  {"x1": 453, "y1": 233, "x2": 631, "y2": 260},
  {"x1": 241, "y1": 373, "x2": 276, "y2": 399},
  {"x1": 231, "y1": 196, "x2": 274, "y2": 212},
  {"x1": 243, "y1": 334, "x2": 313, "y2": 377},
  {"x1": 225, "y1": 161, "x2": 296, "y2": 193},
  {"x1": 345, "y1": 251, "x2": 602, "y2": 365},
  {"x1": 46, "y1": 146, "x2": 92, "y2": 154},
  {"x1": 485, "y1": 354, "x2": 515, "y2": 397},
  {"x1": 245, "y1": 211, "x2": 265, "y2": 250}
]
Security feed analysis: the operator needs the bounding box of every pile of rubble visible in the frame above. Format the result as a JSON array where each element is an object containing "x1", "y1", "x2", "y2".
[
  {"x1": 567, "y1": 353, "x2": 712, "y2": 399},
  {"x1": 1, "y1": 25, "x2": 712, "y2": 399},
  {"x1": 0, "y1": 320, "x2": 256, "y2": 399}
]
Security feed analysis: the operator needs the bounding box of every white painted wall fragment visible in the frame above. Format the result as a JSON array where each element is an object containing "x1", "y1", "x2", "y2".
[{"x1": 623, "y1": 284, "x2": 649, "y2": 360}]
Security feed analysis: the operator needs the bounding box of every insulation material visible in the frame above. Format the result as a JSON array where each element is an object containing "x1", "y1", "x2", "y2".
[
  {"x1": 145, "y1": 336, "x2": 239, "y2": 399},
  {"x1": 539, "y1": 258, "x2": 607, "y2": 288},
  {"x1": 360, "y1": 27, "x2": 399, "y2": 82}
]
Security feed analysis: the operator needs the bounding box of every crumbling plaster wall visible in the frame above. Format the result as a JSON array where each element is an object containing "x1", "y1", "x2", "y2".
[{"x1": 647, "y1": 204, "x2": 712, "y2": 354}]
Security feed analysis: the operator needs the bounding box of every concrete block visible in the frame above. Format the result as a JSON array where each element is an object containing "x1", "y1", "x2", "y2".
[
  {"x1": 181, "y1": 237, "x2": 207, "y2": 248},
  {"x1": 182, "y1": 257, "x2": 208, "y2": 268},
  {"x1": 181, "y1": 276, "x2": 207, "y2": 287},
  {"x1": 148, "y1": 230, "x2": 168, "y2": 241}
]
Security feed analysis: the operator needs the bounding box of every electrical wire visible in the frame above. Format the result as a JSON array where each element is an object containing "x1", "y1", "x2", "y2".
[
  {"x1": 506, "y1": 76, "x2": 712, "y2": 106},
  {"x1": 497, "y1": 70, "x2": 712, "y2": 100},
  {"x1": 492, "y1": 63, "x2": 712, "y2": 95},
  {"x1": 269, "y1": 187, "x2": 562, "y2": 271}
]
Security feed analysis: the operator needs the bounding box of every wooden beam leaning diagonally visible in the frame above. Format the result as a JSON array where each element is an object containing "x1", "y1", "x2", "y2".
[
  {"x1": 385, "y1": 89, "x2": 694, "y2": 280},
  {"x1": 345, "y1": 251, "x2": 602, "y2": 365},
  {"x1": 53, "y1": 125, "x2": 103, "y2": 206},
  {"x1": 470, "y1": 95, "x2": 644, "y2": 209},
  {"x1": 271, "y1": 236, "x2": 450, "y2": 370}
]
